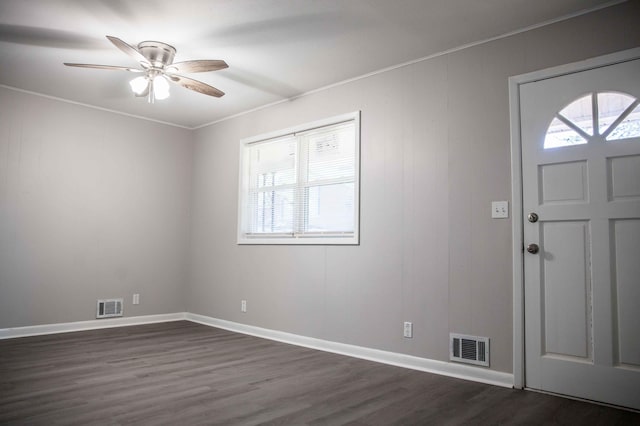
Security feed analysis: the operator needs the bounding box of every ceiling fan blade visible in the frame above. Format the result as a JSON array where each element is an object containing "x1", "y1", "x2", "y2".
[
  {"x1": 168, "y1": 60, "x2": 228, "y2": 74},
  {"x1": 106, "y1": 35, "x2": 149, "y2": 66},
  {"x1": 64, "y1": 63, "x2": 143, "y2": 72},
  {"x1": 170, "y1": 75, "x2": 225, "y2": 98}
]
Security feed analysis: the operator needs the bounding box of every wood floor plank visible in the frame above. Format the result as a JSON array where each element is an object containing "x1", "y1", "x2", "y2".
[{"x1": 1, "y1": 321, "x2": 638, "y2": 425}]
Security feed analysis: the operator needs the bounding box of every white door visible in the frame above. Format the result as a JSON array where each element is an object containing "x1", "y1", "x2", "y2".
[{"x1": 521, "y1": 57, "x2": 640, "y2": 410}]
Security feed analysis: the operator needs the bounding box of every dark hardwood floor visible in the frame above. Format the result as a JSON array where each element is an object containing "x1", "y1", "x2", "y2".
[{"x1": 0, "y1": 321, "x2": 638, "y2": 425}]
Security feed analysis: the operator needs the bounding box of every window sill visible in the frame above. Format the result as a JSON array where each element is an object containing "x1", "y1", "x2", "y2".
[{"x1": 237, "y1": 234, "x2": 359, "y2": 245}]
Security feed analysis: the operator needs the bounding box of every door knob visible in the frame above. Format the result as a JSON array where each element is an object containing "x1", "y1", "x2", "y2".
[
  {"x1": 526, "y1": 243, "x2": 539, "y2": 254},
  {"x1": 527, "y1": 212, "x2": 539, "y2": 223}
]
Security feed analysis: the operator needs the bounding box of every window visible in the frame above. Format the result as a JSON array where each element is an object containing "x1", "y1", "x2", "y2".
[
  {"x1": 238, "y1": 112, "x2": 360, "y2": 244},
  {"x1": 544, "y1": 91, "x2": 640, "y2": 149}
]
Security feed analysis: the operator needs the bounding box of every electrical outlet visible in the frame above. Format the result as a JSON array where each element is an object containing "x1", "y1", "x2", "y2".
[
  {"x1": 403, "y1": 321, "x2": 413, "y2": 338},
  {"x1": 241, "y1": 300, "x2": 247, "y2": 313},
  {"x1": 132, "y1": 293, "x2": 140, "y2": 305},
  {"x1": 491, "y1": 201, "x2": 509, "y2": 219}
]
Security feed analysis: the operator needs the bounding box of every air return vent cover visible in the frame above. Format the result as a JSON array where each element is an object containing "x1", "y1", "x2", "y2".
[
  {"x1": 96, "y1": 299, "x2": 123, "y2": 319},
  {"x1": 450, "y1": 333, "x2": 489, "y2": 367}
]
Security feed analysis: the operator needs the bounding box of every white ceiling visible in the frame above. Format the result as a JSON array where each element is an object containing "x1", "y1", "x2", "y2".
[{"x1": 0, "y1": 0, "x2": 616, "y2": 128}]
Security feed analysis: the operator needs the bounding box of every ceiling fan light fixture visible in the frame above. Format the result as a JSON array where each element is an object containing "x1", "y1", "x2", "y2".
[
  {"x1": 129, "y1": 75, "x2": 149, "y2": 95},
  {"x1": 65, "y1": 36, "x2": 227, "y2": 103}
]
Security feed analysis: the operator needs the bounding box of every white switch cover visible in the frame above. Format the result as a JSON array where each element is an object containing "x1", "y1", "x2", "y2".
[
  {"x1": 132, "y1": 294, "x2": 140, "y2": 305},
  {"x1": 491, "y1": 201, "x2": 509, "y2": 219},
  {"x1": 241, "y1": 300, "x2": 247, "y2": 313},
  {"x1": 403, "y1": 322, "x2": 413, "y2": 338}
]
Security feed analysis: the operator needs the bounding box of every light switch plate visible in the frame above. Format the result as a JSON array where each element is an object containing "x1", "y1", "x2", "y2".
[
  {"x1": 403, "y1": 322, "x2": 413, "y2": 338},
  {"x1": 491, "y1": 201, "x2": 509, "y2": 219}
]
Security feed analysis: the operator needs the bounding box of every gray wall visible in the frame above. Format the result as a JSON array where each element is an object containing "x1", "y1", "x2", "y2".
[
  {"x1": 187, "y1": 2, "x2": 640, "y2": 374},
  {"x1": 0, "y1": 88, "x2": 193, "y2": 327}
]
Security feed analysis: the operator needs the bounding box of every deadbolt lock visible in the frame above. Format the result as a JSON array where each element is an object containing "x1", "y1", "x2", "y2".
[{"x1": 527, "y1": 212, "x2": 539, "y2": 223}]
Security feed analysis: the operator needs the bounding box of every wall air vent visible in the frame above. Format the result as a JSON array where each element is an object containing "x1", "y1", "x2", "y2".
[
  {"x1": 96, "y1": 298, "x2": 123, "y2": 319},
  {"x1": 450, "y1": 333, "x2": 489, "y2": 367}
]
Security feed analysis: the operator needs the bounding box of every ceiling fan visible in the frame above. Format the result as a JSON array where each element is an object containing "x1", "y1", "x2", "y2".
[{"x1": 64, "y1": 35, "x2": 228, "y2": 103}]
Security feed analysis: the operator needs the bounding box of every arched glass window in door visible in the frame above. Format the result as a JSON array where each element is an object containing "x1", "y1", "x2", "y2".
[{"x1": 544, "y1": 91, "x2": 640, "y2": 149}]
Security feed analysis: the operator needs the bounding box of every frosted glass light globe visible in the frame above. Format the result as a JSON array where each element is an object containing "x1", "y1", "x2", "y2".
[
  {"x1": 153, "y1": 75, "x2": 170, "y2": 100},
  {"x1": 129, "y1": 76, "x2": 149, "y2": 95}
]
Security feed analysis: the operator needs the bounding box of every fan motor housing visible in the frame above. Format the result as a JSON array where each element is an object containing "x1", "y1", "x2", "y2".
[{"x1": 137, "y1": 41, "x2": 176, "y2": 67}]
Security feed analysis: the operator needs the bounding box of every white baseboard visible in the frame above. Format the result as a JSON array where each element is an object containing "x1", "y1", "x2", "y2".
[
  {"x1": 0, "y1": 312, "x2": 187, "y2": 339},
  {"x1": 185, "y1": 313, "x2": 514, "y2": 388},
  {"x1": 1, "y1": 312, "x2": 514, "y2": 388}
]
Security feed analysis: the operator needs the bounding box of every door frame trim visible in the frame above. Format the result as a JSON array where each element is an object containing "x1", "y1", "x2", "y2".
[{"x1": 508, "y1": 47, "x2": 640, "y2": 389}]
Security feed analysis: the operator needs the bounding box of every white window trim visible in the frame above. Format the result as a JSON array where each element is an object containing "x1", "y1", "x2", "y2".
[{"x1": 237, "y1": 111, "x2": 361, "y2": 245}]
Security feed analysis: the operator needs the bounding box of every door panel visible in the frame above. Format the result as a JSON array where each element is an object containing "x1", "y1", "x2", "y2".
[
  {"x1": 521, "y1": 57, "x2": 640, "y2": 410},
  {"x1": 612, "y1": 219, "x2": 640, "y2": 368},
  {"x1": 539, "y1": 161, "x2": 589, "y2": 204},
  {"x1": 541, "y1": 221, "x2": 591, "y2": 360},
  {"x1": 609, "y1": 154, "x2": 640, "y2": 200}
]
